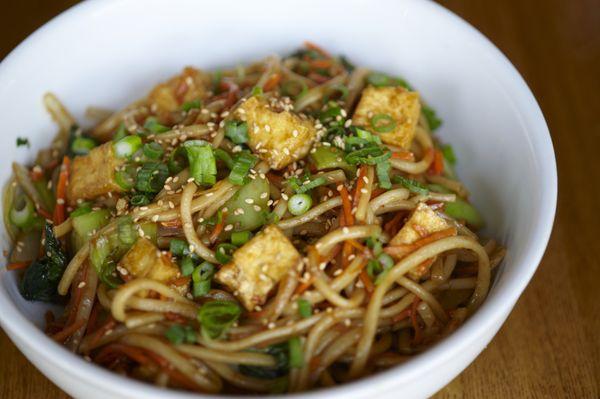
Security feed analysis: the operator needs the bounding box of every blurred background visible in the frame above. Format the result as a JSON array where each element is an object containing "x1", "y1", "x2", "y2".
[{"x1": 0, "y1": 1, "x2": 598, "y2": 398}]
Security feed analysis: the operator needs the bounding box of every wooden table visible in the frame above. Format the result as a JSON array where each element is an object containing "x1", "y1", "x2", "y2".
[{"x1": 1, "y1": 1, "x2": 598, "y2": 397}]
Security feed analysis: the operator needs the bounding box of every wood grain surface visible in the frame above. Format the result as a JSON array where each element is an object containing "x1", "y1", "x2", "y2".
[{"x1": 0, "y1": 1, "x2": 598, "y2": 398}]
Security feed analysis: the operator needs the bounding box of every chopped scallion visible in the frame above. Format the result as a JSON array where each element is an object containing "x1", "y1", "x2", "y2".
[
  {"x1": 370, "y1": 114, "x2": 396, "y2": 133},
  {"x1": 113, "y1": 135, "x2": 142, "y2": 159},
  {"x1": 183, "y1": 140, "x2": 216, "y2": 186},
  {"x1": 297, "y1": 299, "x2": 312, "y2": 318},
  {"x1": 224, "y1": 120, "x2": 249, "y2": 145},
  {"x1": 287, "y1": 193, "x2": 313, "y2": 216},
  {"x1": 197, "y1": 301, "x2": 241, "y2": 339}
]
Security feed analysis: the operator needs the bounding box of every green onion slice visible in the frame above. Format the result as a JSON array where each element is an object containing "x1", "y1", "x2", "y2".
[
  {"x1": 288, "y1": 337, "x2": 303, "y2": 368},
  {"x1": 113, "y1": 135, "x2": 142, "y2": 159},
  {"x1": 287, "y1": 193, "x2": 313, "y2": 216},
  {"x1": 71, "y1": 137, "x2": 97, "y2": 156},
  {"x1": 215, "y1": 243, "x2": 237, "y2": 264},
  {"x1": 197, "y1": 301, "x2": 241, "y2": 339},
  {"x1": 224, "y1": 120, "x2": 249, "y2": 144},
  {"x1": 135, "y1": 162, "x2": 169, "y2": 193},
  {"x1": 183, "y1": 140, "x2": 216, "y2": 186},
  {"x1": 142, "y1": 142, "x2": 165, "y2": 160},
  {"x1": 144, "y1": 117, "x2": 170, "y2": 134},
  {"x1": 370, "y1": 114, "x2": 396, "y2": 133},
  {"x1": 297, "y1": 299, "x2": 312, "y2": 318},
  {"x1": 228, "y1": 152, "x2": 257, "y2": 186},
  {"x1": 231, "y1": 231, "x2": 252, "y2": 246}
]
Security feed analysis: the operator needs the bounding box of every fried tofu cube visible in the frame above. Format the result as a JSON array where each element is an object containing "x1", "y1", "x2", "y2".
[
  {"x1": 238, "y1": 97, "x2": 318, "y2": 170},
  {"x1": 66, "y1": 142, "x2": 125, "y2": 206},
  {"x1": 353, "y1": 86, "x2": 421, "y2": 149},
  {"x1": 118, "y1": 238, "x2": 181, "y2": 284},
  {"x1": 147, "y1": 67, "x2": 210, "y2": 116},
  {"x1": 215, "y1": 225, "x2": 301, "y2": 310},
  {"x1": 390, "y1": 203, "x2": 450, "y2": 280}
]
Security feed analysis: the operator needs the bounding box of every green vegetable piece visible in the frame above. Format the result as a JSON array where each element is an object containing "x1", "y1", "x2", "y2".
[
  {"x1": 71, "y1": 136, "x2": 97, "y2": 156},
  {"x1": 309, "y1": 146, "x2": 356, "y2": 176},
  {"x1": 228, "y1": 152, "x2": 257, "y2": 186},
  {"x1": 393, "y1": 176, "x2": 429, "y2": 196},
  {"x1": 288, "y1": 193, "x2": 313, "y2": 216},
  {"x1": 224, "y1": 120, "x2": 249, "y2": 144},
  {"x1": 72, "y1": 209, "x2": 110, "y2": 250},
  {"x1": 16, "y1": 137, "x2": 29, "y2": 147},
  {"x1": 239, "y1": 342, "x2": 290, "y2": 379},
  {"x1": 20, "y1": 223, "x2": 66, "y2": 302},
  {"x1": 170, "y1": 238, "x2": 189, "y2": 257},
  {"x1": 113, "y1": 135, "x2": 142, "y2": 158},
  {"x1": 288, "y1": 337, "x2": 303, "y2": 368},
  {"x1": 197, "y1": 300, "x2": 241, "y2": 339},
  {"x1": 142, "y1": 142, "x2": 164, "y2": 160},
  {"x1": 183, "y1": 140, "x2": 216, "y2": 186},
  {"x1": 182, "y1": 99, "x2": 202, "y2": 112},
  {"x1": 9, "y1": 195, "x2": 36, "y2": 228},
  {"x1": 192, "y1": 262, "x2": 215, "y2": 297},
  {"x1": 444, "y1": 198, "x2": 484, "y2": 229},
  {"x1": 144, "y1": 117, "x2": 170, "y2": 133},
  {"x1": 180, "y1": 256, "x2": 196, "y2": 277},
  {"x1": 231, "y1": 230, "x2": 252, "y2": 246},
  {"x1": 422, "y1": 105, "x2": 442, "y2": 130},
  {"x1": 370, "y1": 114, "x2": 396, "y2": 133},
  {"x1": 135, "y1": 162, "x2": 169, "y2": 193},
  {"x1": 297, "y1": 299, "x2": 312, "y2": 318},
  {"x1": 215, "y1": 243, "x2": 237, "y2": 264},
  {"x1": 223, "y1": 176, "x2": 270, "y2": 232}
]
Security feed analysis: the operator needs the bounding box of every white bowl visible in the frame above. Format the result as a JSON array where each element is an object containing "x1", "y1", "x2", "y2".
[{"x1": 0, "y1": 0, "x2": 556, "y2": 398}]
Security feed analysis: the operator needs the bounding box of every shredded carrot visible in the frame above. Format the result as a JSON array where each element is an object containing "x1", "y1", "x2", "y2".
[
  {"x1": 429, "y1": 149, "x2": 444, "y2": 175},
  {"x1": 51, "y1": 319, "x2": 86, "y2": 342},
  {"x1": 370, "y1": 188, "x2": 387, "y2": 199},
  {"x1": 411, "y1": 297, "x2": 423, "y2": 345},
  {"x1": 6, "y1": 261, "x2": 30, "y2": 270},
  {"x1": 295, "y1": 277, "x2": 315, "y2": 296},
  {"x1": 310, "y1": 59, "x2": 333, "y2": 69},
  {"x1": 87, "y1": 302, "x2": 100, "y2": 333},
  {"x1": 359, "y1": 270, "x2": 374, "y2": 293},
  {"x1": 87, "y1": 317, "x2": 116, "y2": 349},
  {"x1": 338, "y1": 186, "x2": 354, "y2": 226},
  {"x1": 342, "y1": 241, "x2": 353, "y2": 269},
  {"x1": 308, "y1": 72, "x2": 330, "y2": 84},
  {"x1": 170, "y1": 276, "x2": 191, "y2": 287},
  {"x1": 384, "y1": 227, "x2": 457, "y2": 259},
  {"x1": 347, "y1": 239, "x2": 367, "y2": 253},
  {"x1": 352, "y1": 165, "x2": 367, "y2": 206},
  {"x1": 164, "y1": 312, "x2": 189, "y2": 323},
  {"x1": 304, "y1": 41, "x2": 332, "y2": 58},
  {"x1": 209, "y1": 210, "x2": 227, "y2": 244},
  {"x1": 263, "y1": 73, "x2": 282, "y2": 91},
  {"x1": 392, "y1": 308, "x2": 412, "y2": 323},
  {"x1": 392, "y1": 150, "x2": 416, "y2": 161},
  {"x1": 53, "y1": 156, "x2": 70, "y2": 225}
]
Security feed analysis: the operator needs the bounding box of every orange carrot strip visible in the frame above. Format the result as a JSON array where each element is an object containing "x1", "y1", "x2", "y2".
[
  {"x1": 209, "y1": 210, "x2": 227, "y2": 244},
  {"x1": 310, "y1": 59, "x2": 333, "y2": 69},
  {"x1": 339, "y1": 186, "x2": 354, "y2": 226},
  {"x1": 263, "y1": 73, "x2": 282, "y2": 91},
  {"x1": 295, "y1": 277, "x2": 315, "y2": 296},
  {"x1": 384, "y1": 211, "x2": 405, "y2": 237},
  {"x1": 384, "y1": 227, "x2": 457, "y2": 259},
  {"x1": 51, "y1": 319, "x2": 86, "y2": 342},
  {"x1": 347, "y1": 239, "x2": 367, "y2": 253},
  {"x1": 359, "y1": 270, "x2": 374, "y2": 294},
  {"x1": 352, "y1": 165, "x2": 367, "y2": 206},
  {"x1": 53, "y1": 156, "x2": 70, "y2": 225},
  {"x1": 170, "y1": 276, "x2": 191, "y2": 287},
  {"x1": 6, "y1": 261, "x2": 30, "y2": 270},
  {"x1": 304, "y1": 41, "x2": 332, "y2": 58},
  {"x1": 37, "y1": 207, "x2": 53, "y2": 220},
  {"x1": 392, "y1": 150, "x2": 416, "y2": 161},
  {"x1": 428, "y1": 149, "x2": 444, "y2": 175}
]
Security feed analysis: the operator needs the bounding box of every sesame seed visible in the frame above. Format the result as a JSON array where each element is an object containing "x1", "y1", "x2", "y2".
[
  {"x1": 224, "y1": 224, "x2": 233, "y2": 231},
  {"x1": 281, "y1": 193, "x2": 289, "y2": 200},
  {"x1": 260, "y1": 192, "x2": 268, "y2": 199},
  {"x1": 77, "y1": 281, "x2": 86, "y2": 289},
  {"x1": 360, "y1": 188, "x2": 368, "y2": 194},
  {"x1": 253, "y1": 205, "x2": 261, "y2": 212},
  {"x1": 244, "y1": 198, "x2": 254, "y2": 204},
  {"x1": 342, "y1": 227, "x2": 350, "y2": 234}
]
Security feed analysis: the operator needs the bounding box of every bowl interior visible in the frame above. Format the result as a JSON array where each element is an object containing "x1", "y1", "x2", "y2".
[{"x1": 0, "y1": 0, "x2": 555, "y2": 398}]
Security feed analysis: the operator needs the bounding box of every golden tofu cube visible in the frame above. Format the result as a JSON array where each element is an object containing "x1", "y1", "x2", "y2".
[
  {"x1": 391, "y1": 203, "x2": 449, "y2": 280},
  {"x1": 238, "y1": 97, "x2": 318, "y2": 170},
  {"x1": 118, "y1": 238, "x2": 180, "y2": 284},
  {"x1": 67, "y1": 142, "x2": 125, "y2": 206},
  {"x1": 215, "y1": 225, "x2": 301, "y2": 310},
  {"x1": 147, "y1": 67, "x2": 210, "y2": 116},
  {"x1": 353, "y1": 86, "x2": 421, "y2": 149}
]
